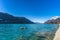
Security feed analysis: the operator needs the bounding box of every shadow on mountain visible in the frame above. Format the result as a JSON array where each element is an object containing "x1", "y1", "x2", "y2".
[{"x1": 0, "y1": 12, "x2": 34, "y2": 24}]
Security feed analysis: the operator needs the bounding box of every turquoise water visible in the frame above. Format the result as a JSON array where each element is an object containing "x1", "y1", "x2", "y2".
[{"x1": 0, "y1": 24, "x2": 59, "y2": 40}]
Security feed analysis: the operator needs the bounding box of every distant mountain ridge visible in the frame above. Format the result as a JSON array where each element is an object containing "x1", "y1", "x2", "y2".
[
  {"x1": 45, "y1": 16, "x2": 60, "y2": 24},
  {"x1": 0, "y1": 12, "x2": 34, "y2": 24}
]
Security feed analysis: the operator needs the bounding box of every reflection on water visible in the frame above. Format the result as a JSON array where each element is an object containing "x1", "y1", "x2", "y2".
[{"x1": 0, "y1": 24, "x2": 59, "y2": 40}]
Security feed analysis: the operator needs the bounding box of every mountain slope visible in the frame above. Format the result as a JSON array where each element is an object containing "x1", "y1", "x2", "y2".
[
  {"x1": 45, "y1": 16, "x2": 60, "y2": 24},
  {"x1": 0, "y1": 12, "x2": 34, "y2": 24}
]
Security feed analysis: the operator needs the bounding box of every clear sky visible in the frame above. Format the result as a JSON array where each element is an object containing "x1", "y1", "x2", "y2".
[{"x1": 0, "y1": 0, "x2": 60, "y2": 23}]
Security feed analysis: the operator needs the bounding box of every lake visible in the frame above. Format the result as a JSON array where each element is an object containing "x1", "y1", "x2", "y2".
[{"x1": 0, "y1": 24, "x2": 59, "y2": 40}]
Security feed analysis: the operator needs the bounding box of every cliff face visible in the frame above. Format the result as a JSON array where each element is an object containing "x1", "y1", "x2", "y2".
[{"x1": 0, "y1": 12, "x2": 34, "y2": 24}]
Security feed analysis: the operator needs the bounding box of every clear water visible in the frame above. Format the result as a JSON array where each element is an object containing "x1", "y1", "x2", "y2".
[{"x1": 0, "y1": 24, "x2": 59, "y2": 40}]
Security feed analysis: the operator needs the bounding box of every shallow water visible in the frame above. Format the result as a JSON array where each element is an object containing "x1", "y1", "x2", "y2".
[
  {"x1": 0, "y1": 24, "x2": 58, "y2": 40},
  {"x1": 53, "y1": 24, "x2": 60, "y2": 40}
]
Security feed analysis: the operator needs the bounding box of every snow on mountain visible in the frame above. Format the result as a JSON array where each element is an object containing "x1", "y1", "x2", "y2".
[
  {"x1": 45, "y1": 16, "x2": 60, "y2": 24},
  {"x1": 50, "y1": 16, "x2": 60, "y2": 20}
]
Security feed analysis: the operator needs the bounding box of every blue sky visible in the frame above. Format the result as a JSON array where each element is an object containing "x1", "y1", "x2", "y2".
[{"x1": 0, "y1": 0, "x2": 60, "y2": 23}]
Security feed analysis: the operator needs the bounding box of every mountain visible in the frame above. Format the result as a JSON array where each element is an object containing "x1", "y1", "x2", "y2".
[
  {"x1": 45, "y1": 16, "x2": 60, "y2": 24},
  {"x1": 0, "y1": 12, "x2": 34, "y2": 24}
]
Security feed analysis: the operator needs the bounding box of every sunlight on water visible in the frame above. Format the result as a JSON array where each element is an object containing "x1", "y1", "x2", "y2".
[{"x1": 0, "y1": 24, "x2": 58, "y2": 40}]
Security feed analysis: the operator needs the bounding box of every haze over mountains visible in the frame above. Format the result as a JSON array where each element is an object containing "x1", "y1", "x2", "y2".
[{"x1": 0, "y1": 12, "x2": 60, "y2": 24}]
